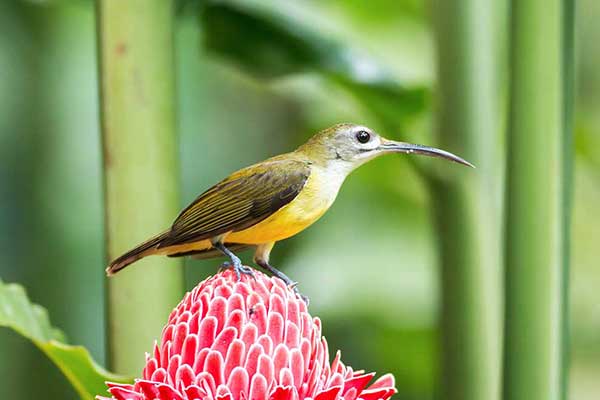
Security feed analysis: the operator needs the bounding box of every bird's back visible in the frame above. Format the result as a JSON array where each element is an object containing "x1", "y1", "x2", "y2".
[
  {"x1": 106, "y1": 154, "x2": 312, "y2": 273},
  {"x1": 159, "y1": 154, "x2": 311, "y2": 247}
]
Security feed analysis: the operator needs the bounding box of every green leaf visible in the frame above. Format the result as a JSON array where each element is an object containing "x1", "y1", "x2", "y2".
[
  {"x1": 199, "y1": 0, "x2": 428, "y2": 132},
  {"x1": 329, "y1": 74, "x2": 428, "y2": 133},
  {"x1": 201, "y1": 0, "x2": 348, "y2": 79},
  {"x1": 0, "y1": 279, "x2": 132, "y2": 399}
]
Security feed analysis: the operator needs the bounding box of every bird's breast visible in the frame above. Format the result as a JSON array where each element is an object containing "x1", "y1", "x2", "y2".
[{"x1": 226, "y1": 165, "x2": 346, "y2": 244}]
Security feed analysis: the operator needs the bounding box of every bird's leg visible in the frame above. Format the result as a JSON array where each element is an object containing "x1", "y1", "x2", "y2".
[
  {"x1": 218, "y1": 261, "x2": 232, "y2": 272},
  {"x1": 254, "y1": 242, "x2": 309, "y2": 304},
  {"x1": 212, "y1": 242, "x2": 254, "y2": 281},
  {"x1": 255, "y1": 260, "x2": 309, "y2": 305}
]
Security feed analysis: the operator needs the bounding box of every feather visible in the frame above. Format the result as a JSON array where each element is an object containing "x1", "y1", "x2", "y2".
[
  {"x1": 158, "y1": 158, "x2": 310, "y2": 247},
  {"x1": 166, "y1": 243, "x2": 252, "y2": 260},
  {"x1": 106, "y1": 231, "x2": 169, "y2": 275}
]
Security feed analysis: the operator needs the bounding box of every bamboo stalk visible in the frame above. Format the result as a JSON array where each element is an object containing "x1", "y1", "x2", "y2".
[
  {"x1": 502, "y1": 0, "x2": 569, "y2": 398},
  {"x1": 430, "y1": 1, "x2": 503, "y2": 399},
  {"x1": 560, "y1": 1, "x2": 574, "y2": 397},
  {"x1": 96, "y1": 0, "x2": 183, "y2": 374}
]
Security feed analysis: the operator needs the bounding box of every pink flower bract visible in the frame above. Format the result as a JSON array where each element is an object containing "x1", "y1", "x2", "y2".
[{"x1": 99, "y1": 269, "x2": 396, "y2": 400}]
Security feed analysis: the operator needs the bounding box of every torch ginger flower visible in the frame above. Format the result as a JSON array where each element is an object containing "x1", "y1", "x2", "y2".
[{"x1": 99, "y1": 269, "x2": 396, "y2": 400}]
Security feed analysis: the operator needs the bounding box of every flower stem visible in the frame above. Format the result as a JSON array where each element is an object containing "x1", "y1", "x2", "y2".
[{"x1": 96, "y1": 0, "x2": 183, "y2": 374}]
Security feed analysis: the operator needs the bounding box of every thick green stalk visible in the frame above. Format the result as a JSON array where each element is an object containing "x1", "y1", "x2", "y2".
[
  {"x1": 431, "y1": 1, "x2": 503, "y2": 399},
  {"x1": 560, "y1": 1, "x2": 574, "y2": 397},
  {"x1": 503, "y1": 0, "x2": 568, "y2": 399},
  {"x1": 96, "y1": 1, "x2": 183, "y2": 374}
]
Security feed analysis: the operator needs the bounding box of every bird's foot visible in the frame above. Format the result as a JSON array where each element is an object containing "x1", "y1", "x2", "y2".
[
  {"x1": 219, "y1": 260, "x2": 255, "y2": 281},
  {"x1": 213, "y1": 242, "x2": 255, "y2": 281},
  {"x1": 291, "y1": 285, "x2": 310, "y2": 306},
  {"x1": 218, "y1": 261, "x2": 231, "y2": 272},
  {"x1": 256, "y1": 261, "x2": 309, "y2": 305},
  {"x1": 286, "y1": 281, "x2": 309, "y2": 304}
]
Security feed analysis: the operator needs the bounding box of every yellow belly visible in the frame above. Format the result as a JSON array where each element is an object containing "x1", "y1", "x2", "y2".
[
  {"x1": 157, "y1": 166, "x2": 342, "y2": 256},
  {"x1": 226, "y1": 167, "x2": 339, "y2": 244}
]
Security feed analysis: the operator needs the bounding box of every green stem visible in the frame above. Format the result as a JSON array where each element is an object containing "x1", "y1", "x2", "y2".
[
  {"x1": 431, "y1": 1, "x2": 503, "y2": 399},
  {"x1": 503, "y1": 0, "x2": 569, "y2": 398},
  {"x1": 96, "y1": 1, "x2": 183, "y2": 375},
  {"x1": 560, "y1": 1, "x2": 575, "y2": 397}
]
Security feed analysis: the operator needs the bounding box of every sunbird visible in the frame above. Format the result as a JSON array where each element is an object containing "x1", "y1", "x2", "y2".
[{"x1": 107, "y1": 123, "x2": 472, "y2": 298}]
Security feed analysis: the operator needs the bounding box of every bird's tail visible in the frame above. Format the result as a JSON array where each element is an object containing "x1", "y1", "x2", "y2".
[{"x1": 106, "y1": 231, "x2": 170, "y2": 276}]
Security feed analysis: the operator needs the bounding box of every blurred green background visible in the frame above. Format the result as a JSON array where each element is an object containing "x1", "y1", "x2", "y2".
[{"x1": 0, "y1": 0, "x2": 598, "y2": 399}]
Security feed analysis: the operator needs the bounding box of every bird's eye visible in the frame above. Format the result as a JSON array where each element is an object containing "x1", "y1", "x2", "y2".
[{"x1": 356, "y1": 130, "x2": 371, "y2": 144}]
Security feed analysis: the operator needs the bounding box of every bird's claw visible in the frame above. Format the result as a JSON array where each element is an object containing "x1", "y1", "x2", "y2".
[
  {"x1": 220, "y1": 260, "x2": 255, "y2": 281},
  {"x1": 237, "y1": 264, "x2": 256, "y2": 280},
  {"x1": 218, "y1": 261, "x2": 232, "y2": 272},
  {"x1": 287, "y1": 282, "x2": 309, "y2": 305},
  {"x1": 296, "y1": 290, "x2": 310, "y2": 306}
]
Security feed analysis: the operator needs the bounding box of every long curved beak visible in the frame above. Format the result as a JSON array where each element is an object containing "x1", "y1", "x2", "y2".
[{"x1": 379, "y1": 139, "x2": 475, "y2": 168}]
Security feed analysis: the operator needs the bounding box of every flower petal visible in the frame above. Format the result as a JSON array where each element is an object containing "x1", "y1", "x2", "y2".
[
  {"x1": 227, "y1": 366, "x2": 250, "y2": 400},
  {"x1": 204, "y1": 350, "x2": 226, "y2": 386},
  {"x1": 269, "y1": 385, "x2": 295, "y2": 400},
  {"x1": 213, "y1": 326, "x2": 238, "y2": 357},
  {"x1": 225, "y1": 339, "x2": 246, "y2": 379},
  {"x1": 257, "y1": 353, "x2": 275, "y2": 385},
  {"x1": 314, "y1": 386, "x2": 342, "y2": 400},
  {"x1": 266, "y1": 312, "x2": 284, "y2": 346},
  {"x1": 199, "y1": 316, "x2": 218, "y2": 349},
  {"x1": 207, "y1": 296, "x2": 228, "y2": 333},
  {"x1": 244, "y1": 342, "x2": 264, "y2": 378},
  {"x1": 365, "y1": 373, "x2": 395, "y2": 390},
  {"x1": 342, "y1": 373, "x2": 375, "y2": 395},
  {"x1": 249, "y1": 373, "x2": 269, "y2": 400}
]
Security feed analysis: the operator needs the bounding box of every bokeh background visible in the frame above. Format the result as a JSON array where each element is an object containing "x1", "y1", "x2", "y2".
[{"x1": 0, "y1": 0, "x2": 598, "y2": 399}]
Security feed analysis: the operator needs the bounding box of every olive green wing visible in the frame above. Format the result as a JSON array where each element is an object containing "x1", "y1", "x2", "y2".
[{"x1": 158, "y1": 159, "x2": 310, "y2": 247}]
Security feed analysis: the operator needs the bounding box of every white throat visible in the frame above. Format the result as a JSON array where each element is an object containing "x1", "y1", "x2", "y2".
[{"x1": 312, "y1": 159, "x2": 355, "y2": 202}]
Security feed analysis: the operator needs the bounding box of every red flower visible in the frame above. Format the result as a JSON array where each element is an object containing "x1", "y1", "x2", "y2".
[{"x1": 99, "y1": 270, "x2": 396, "y2": 400}]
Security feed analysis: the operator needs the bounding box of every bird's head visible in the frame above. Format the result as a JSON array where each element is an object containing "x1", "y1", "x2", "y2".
[{"x1": 296, "y1": 123, "x2": 474, "y2": 172}]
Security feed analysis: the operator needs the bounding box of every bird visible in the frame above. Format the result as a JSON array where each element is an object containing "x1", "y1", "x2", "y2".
[{"x1": 107, "y1": 123, "x2": 473, "y2": 300}]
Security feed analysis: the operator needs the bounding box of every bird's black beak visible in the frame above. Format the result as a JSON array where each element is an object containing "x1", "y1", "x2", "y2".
[{"x1": 379, "y1": 139, "x2": 475, "y2": 168}]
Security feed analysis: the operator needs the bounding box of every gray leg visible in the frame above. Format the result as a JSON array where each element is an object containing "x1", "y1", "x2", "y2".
[
  {"x1": 255, "y1": 259, "x2": 309, "y2": 305},
  {"x1": 213, "y1": 242, "x2": 255, "y2": 281},
  {"x1": 253, "y1": 242, "x2": 309, "y2": 304}
]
